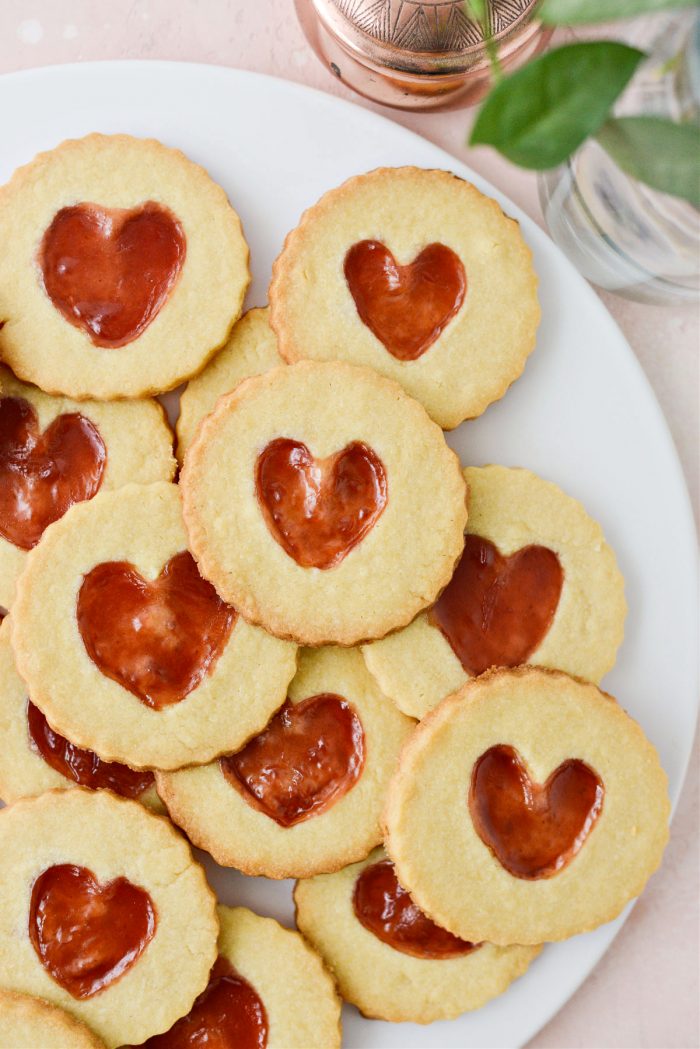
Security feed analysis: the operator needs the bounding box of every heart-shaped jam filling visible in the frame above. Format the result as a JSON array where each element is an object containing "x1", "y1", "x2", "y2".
[
  {"x1": 353, "y1": 858, "x2": 480, "y2": 959},
  {"x1": 344, "y1": 239, "x2": 466, "y2": 361},
  {"x1": 39, "y1": 201, "x2": 186, "y2": 348},
  {"x1": 76, "y1": 550, "x2": 236, "y2": 709},
  {"x1": 256, "y1": 438, "x2": 387, "y2": 570},
  {"x1": 430, "y1": 534, "x2": 563, "y2": 676},
  {"x1": 0, "y1": 396, "x2": 106, "y2": 550},
  {"x1": 221, "y1": 693, "x2": 365, "y2": 827},
  {"x1": 27, "y1": 700, "x2": 154, "y2": 798},
  {"x1": 138, "y1": 956, "x2": 268, "y2": 1049},
  {"x1": 29, "y1": 864, "x2": 156, "y2": 999},
  {"x1": 469, "y1": 744, "x2": 604, "y2": 879}
]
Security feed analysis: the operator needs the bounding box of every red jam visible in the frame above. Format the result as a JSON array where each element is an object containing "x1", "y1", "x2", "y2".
[
  {"x1": 430, "y1": 534, "x2": 563, "y2": 676},
  {"x1": 29, "y1": 864, "x2": 156, "y2": 999},
  {"x1": 76, "y1": 551, "x2": 236, "y2": 709},
  {"x1": 39, "y1": 201, "x2": 185, "y2": 348},
  {"x1": 139, "y1": 956, "x2": 268, "y2": 1049},
  {"x1": 27, "y1": 700, "x2": 154, "y2": 798},
  {"x1": 469, "y1": 744, "x2": 604, "y2": 879},
  {"x1": 255, "y1": 438, "x2": 387, "y2": 569},
  {"x1": 344, "y1": 239, "x2": 466, "y2": 360},
  {"x1": 221, "y1": 693, "x2": 365, "y2": 827},
  {"x1": 353, "y1": 859, "x2": 480, "y2": 959},
  {"x1": 0, "y1": 396, "x2": 106, "y2": 550}
]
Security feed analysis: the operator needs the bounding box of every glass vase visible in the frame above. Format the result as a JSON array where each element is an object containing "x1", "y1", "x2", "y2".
[{"x1": 538, "y1": 12, "x2": 700, "y2": 305}]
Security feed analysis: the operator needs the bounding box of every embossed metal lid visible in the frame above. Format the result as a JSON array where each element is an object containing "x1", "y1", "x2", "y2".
[
  {"x1": 316, "y1": 0, "x2": 539, "y2": 71},
  {"x1": 297, "y1": 0, "x2": 549, "y2": 109}
]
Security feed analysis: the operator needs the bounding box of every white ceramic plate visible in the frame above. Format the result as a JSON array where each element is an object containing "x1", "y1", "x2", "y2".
[{"x1": 0, "y1": 61, "x2": 696, "y2": 1049}]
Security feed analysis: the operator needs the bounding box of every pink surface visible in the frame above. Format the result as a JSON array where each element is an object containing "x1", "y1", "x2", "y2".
[{"x1": 0, "y1": 3, "x2": 698, "y2": 1046}]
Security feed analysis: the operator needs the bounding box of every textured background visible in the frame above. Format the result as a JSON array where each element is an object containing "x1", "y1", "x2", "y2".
[{"x1": 0, "y1": 3, "x2": 698, "y2": 1046}]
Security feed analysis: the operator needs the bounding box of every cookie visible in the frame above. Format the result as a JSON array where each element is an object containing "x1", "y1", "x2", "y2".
[
  {"x1": 138, "y1": 906, "x2": 341, "y2": 1048},
  {"x1": 269, "y1": 167, "x2": 540, "y2": 429},
  {"x1": 0, "y1": 618, "x2": 162, "y2": 811},
  {"x1": 294, "y1": 847, "x2": 540, "y2": 1024},
  {"x1": 0, "y1": 989, "x2": 105, "y2": 1049},
  {"x1": 181, "y1": 360, "x2": 467, "y2": 645},
  {"x1": 0, "y1": 990, "x2": 105, "y2": 1049},
  {"x1": 0, "y1": 134, "x2": 249, "y2": 399},
  {"x1": 384, "y1": 667, "x2": 670, "y2": 945},
  {"x1": 0, "y1": 365, "x2": 175, "y2": 610},
  {"x1": 11, "y1": 482, "x2": 297, "y2": 770},
  {"x1": 156, "y1": 646, "x2": 414, "y2": 878},
  {"x1": 0, "y1": 788, "x2": 218, "y2": 1048},
  {"x1": 364, "y1": 465, "x2": 626, "y2": 719},
  {"x1": 177, "y1": 306, "x2": 283, "y2": 462}
]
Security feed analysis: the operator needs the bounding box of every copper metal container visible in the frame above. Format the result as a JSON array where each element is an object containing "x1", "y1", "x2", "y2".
[{"x1": 295, "y1": 0, "x2": 552, "y2": 110}]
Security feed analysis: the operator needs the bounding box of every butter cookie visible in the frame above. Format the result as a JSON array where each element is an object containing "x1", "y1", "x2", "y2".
[
  {"x1": 294, "y1": 847, "x2": 540, "y2": 1023},
  {"x1": 157, "y1": 646, "x2": 414, "y2": 877},
  {"x1": 365, "y1": 466, "x2": 626, "y2": 718},
  {"x1": 0, "y1": 134, "x2": 249, "y2": 399},
  {"x1": 11, "y1": 482, "x2": 297, "y2": 770},
  {"x1": 0, "y1": 788, "x2": 218, "y2": 1048},
  {"x1": 0, "y1": 365, "x2": 175, "y2": 609},
  {"x1": 138, "y1": 906, "x2": 341, "y2": 1049},
  {"x1": 0, "y1": 618, "x2": 162, "y2": 811},
  {"x1": 0, "y1": 990, "x2": 105, "y2": 1049},
  {"x1": 269, "y1": 167, "x2": 539, "y2": 429},
  {"x1": 181, "y1": 361, "x2": 467, "y2": 645},
  {"x1": 177, "y1": 306, "x2": 283, "y2": 462},
  {"x1": 384, "y1": 667, "x2": 670, "y2": 944}
]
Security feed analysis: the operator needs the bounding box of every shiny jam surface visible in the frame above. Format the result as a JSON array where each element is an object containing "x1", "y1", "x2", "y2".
[
  {"x1": 255, "y1": 438, "x2": 387, "y2": 570},
  {"x1": 29, "y1": 864, "x2": 156, "y2": 999},
  {"x1": 344, "y1": 239, "x2": 466, "y2": 361},
  {"x1": 39, "y1": 201, "x2": 185, "y2": 348},
  {"x1": 221, "y1": 693, "x2": 365, "y2": 827},
  {"x1": 430, "y1": 534, "x2": 564, "y2": 676},
  {"x1": 139, "y1": 956, "x2": 268, "y2": 1049},
  {"x1": 353, "y1": 859, "x2": 480, "y2": 959},
  {"x1": 76, "y1": 550, "x2": 236, "y2": 709},
  {"x1": 469, "y1": 744, "x2": 604, "y2": 880},
  {"x1": 27, "y1": 700, "x2": 154, "y2": 798},
  {"x1": 0, "y1": 396, "x2": 106, "y2": 550}
]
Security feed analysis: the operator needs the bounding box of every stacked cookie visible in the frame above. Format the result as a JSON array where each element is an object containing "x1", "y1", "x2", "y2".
[{"x1": 0, "y1": 135, "x2": 669, "y2": 1046}]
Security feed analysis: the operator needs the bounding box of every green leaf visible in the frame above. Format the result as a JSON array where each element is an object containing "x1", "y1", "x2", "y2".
[
  {"x1": 539, "y1": 0, "x2": 700, "y2": 26},
  {"x1": 469, "y1": 42, "x2": 645, "y2": 169},
  {"x1": 596, "y1": 116, "x2": 700, "y2": 206},
  {"x1": 464, "y1": 0, "x2": 487, "y2": 21},
  {"x1": 464, "y1": 0, "x2": 503, "y2": 78}
]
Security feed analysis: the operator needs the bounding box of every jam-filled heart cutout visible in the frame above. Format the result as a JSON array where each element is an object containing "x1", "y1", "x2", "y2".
[
  {"x1": 344, "y1": 240, "x2": 466, "y2": 361},
  {"x1": 221, "y1": 693, "x2": 365, "y2": 826},
  {"x1": 0, "y1": 396, "x2": 106, "y2": 550},
  {"x1": 39, "y1": 201, "x2": 186, "y2": 348},
  {"x1": 256, "y1": 438, "x2": 387, "y2": 569},
  {"x1": 77, "y1": 550, "x2": 236, "y2": 709},
  {"x1": 27, "y1": 700, "x2": 154, "y2": 798},
  {"x1": 353, "y1": 858, "x2": 480, "y2": 959},
  {"x1": 29, "y1": 863, "x2": 156, "y2": 999},
  {"x1": 430, "y1": 534, "x2": 564, "y2": 676},
  {"x1": 469, "y1": 744, "x2": 604, "y2": 880},
  {"x1": 138, "y1": 955, "x2": 268, "y2": 1049}
]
